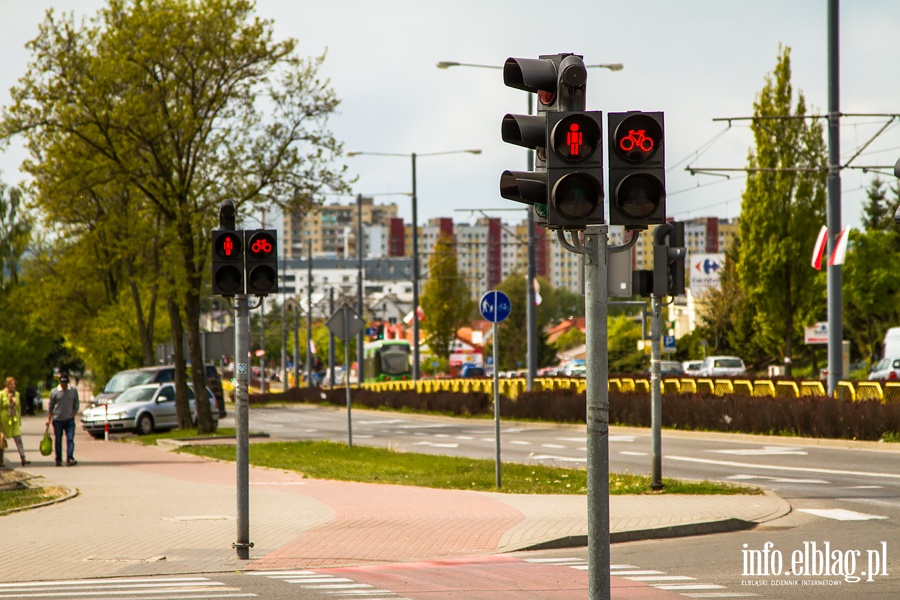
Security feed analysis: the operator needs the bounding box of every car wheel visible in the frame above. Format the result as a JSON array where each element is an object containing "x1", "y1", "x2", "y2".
[{"x1": 136, "y1": 413, "x2": 154, "y2": 435}]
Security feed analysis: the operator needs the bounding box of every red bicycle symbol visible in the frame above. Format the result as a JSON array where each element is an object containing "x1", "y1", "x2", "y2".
[
  {"x1": 619, "y1": 129, "x2": 654, "y2": 153},
  {"x1": 251, "y1": 238, "x2": 273, "y2": 254}
]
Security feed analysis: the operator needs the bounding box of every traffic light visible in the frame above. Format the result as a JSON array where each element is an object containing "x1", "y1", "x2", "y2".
[
  {"x1": 211, "y1": 230, "x2": 244, "y2": 296},
  {"x1": 245, "y1": 229, "x2": 278, "y2": 295},
  {"x1": 500, "y1": 54, "x2": 590, "y2": 228},
  {"x1": 546, "y1": 110, "x2": 604, "y2": 228},
  {"x1": 376, "y1": 324, "x2": 385, "y2": 340},
  {"x1": 608, "y1": 111, "x2": 666, "y2": 228},
  {"x1": 653, "y1": 222, "x2": 686, "y2": 297}
]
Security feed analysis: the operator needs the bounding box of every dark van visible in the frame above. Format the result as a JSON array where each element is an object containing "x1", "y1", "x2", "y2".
[{"x1": 95, "y1": 365, "x2": 225, "y2": 416}]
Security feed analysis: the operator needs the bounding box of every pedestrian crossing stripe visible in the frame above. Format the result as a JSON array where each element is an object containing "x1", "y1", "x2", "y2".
[
  {"x1": 0, "y1": 575, "x2": 255, "y2": 599},
  {"x1": 248, "y1": 570, "x2": 410, "y2": 599}
]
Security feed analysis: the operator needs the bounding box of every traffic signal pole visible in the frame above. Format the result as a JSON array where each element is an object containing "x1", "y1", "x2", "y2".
[
  {"x1": 233, "y1": 293, "x2": 251, "y2": 559},
  {"x1": 649, "y1": 294, "x2": 663, "y2": 490},
  {"x1": 584, "y1": 225, "x2": 611, "y2": 600}
]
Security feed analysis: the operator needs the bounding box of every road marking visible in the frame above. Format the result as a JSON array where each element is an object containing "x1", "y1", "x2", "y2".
[
  {"x1": 667, "y1": 455, "x2": 900, "y2": 480},
  {"x1": 619, "y1": 451, "x2": 648, "y2": 456},
  {"x1": 509, "y1": 440, "x2": 531, "y2": 445},
  {"x1": 0, "y1": 576, "x2": 253, "y2": 598},
  {"x1": 798, "y1": 508, "x2": 888, "y2": 521},
  {"x1": 681, "y1": 594, "x2": 760, "y2": 598},
  {"x1": 455, "y1": 435, "x2": 474, "y2": 440},
  {"x1": 609, "y1": 435, "x2": 637, "y2": 442},
  {"x1": 612, "y1": 570, "x2": 665, "y2": 576},
  {"x1": 655, "y1": 583, "x2": 726, "y2": 590},
  {"x1": 845, "y1": 485, "x2": 883, "y2": 489},
  {"x1": 358, "y1": 419, "x2": 406, "y2": 425},
  {"x1": 397, "y1": 424, "x2": 449, "y2": 429},
  {"x1": 541, "y1": 443, "x2": 566, "y2": 449},
  {"x1": 626, "y1": 576, "x2": 696, "y2": 582},
  {"x1": 726, "y1": 475, "x2": 830, "y2": 484},
  {"x1": 529, "y1": 454, "x2": 587, "y2": 463},
  {"x1": 411, "y1": 441, "x2": 459, "y2": 448},
  {"x1": 708, "y1": 446, "x2": 808, "y2": 456}
]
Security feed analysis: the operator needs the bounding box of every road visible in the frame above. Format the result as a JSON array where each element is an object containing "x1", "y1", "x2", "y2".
[{"x1": 240, "y1": 403, "x2": 900, "y2": 598}]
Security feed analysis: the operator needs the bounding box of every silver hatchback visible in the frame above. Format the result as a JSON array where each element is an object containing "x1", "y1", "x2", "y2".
[
  {"x1": 81, "y1": 383, "x2": 218, "y2": 437},
  {"x1": 868, "y1": 358, "x2": 900, "y2": 382}
]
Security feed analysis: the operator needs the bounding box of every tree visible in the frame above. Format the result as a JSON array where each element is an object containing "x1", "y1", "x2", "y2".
[
  {"x1": 608, "y1": 315, "x2": 645, "y2": 374},
  {"x1": 420, "y1": 232, "x2": 472, "y2": 360},
  {"x1": 735, "y1": 46, "x2": 827, "y2": 376},
  {"x1": 842, "y1": 177, "x2": 900, "y2": 363},
  {"x1": 493, "y1": 273, "x2": 555, "y2": 371},
  {"x1": 2, "y1": 0, "x2": 351, "y2": 431}
]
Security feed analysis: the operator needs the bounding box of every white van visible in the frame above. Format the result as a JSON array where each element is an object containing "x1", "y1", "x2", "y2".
[{"x1": 884, "y1": 328, "x2": 900, "y2": 359}]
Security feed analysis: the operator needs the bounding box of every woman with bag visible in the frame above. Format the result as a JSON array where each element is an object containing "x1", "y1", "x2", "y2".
[{"x1": 0, "y1": 376, "x2": 30, "y2": 468}]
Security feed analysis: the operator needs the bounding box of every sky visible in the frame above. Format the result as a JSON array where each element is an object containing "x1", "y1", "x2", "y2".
[{"x1": 2, "y1": 1, "x2": 900, "y2": 231}]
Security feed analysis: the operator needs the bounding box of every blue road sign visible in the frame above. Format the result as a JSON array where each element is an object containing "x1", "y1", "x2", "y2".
[
  {"x1": 365, "y1": 327, "x2": 377, "y2": 337},
  {"x1": 663, "y1": 335, "x2": 676, "y2": 351},
  {"x1": 480, "y1": 290, "x2": 511, "y2": 323}
]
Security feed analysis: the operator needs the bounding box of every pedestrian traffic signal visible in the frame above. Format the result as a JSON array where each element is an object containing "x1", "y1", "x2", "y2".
[
  {"x1": 546, "y1": 110, "x2": 604, "y2": 228},
  {"x1": 608, "y1": 111, "x2": 666, "y2": 228},
  {"x1": 653, "y1": 221, "x2": 686, "y2": 297},
  {"x1": 245, "y1": 229, "x2": 278, "y2": 296},
  {"x1": 376, "y1": 324, "x2": 385, "y2": 340},
  {"x1": 211, "y1": 230, "x2": 244, "y2": 296}
]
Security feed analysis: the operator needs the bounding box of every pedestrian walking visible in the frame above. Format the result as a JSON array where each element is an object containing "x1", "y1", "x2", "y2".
[
  {"x1": 0, "y1": 377, "x2": 30, "y2": 467},
  {"x1": 47, "y1": 374, "x2": 79, "y2": 467}
]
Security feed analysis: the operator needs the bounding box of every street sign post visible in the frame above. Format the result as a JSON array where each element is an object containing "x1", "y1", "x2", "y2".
[
  {"x1": 480, "y1": 290, "x2": 511, "y2": 488},
  {"x1": 326, "y1": 303, "x2": 365, "y2": 447},
  {"x1": 663, "y1": 335, "x2": 675, "y2": 352}
]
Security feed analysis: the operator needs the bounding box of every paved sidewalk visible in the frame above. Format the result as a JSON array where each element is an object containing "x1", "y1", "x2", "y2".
[{"x1": 1, "y1": 414, "x2": 789, "y2": 583}]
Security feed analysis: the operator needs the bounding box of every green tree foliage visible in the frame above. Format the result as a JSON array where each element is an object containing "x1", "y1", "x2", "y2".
[
  {"x1": 1, "y1": 0, "x2": 351, "y2": 430},
  {"x1": 553, "y1": 327, "x2": 585, "y2": 353},
  {"x1": 420, "y1": 233, "x2": 472, "y2": 360},
  {"x1": 735, "y1": 47, "x2": 827, "y2": 375},
  {"x1": 842, "y1": 177, "x2": 900, "y2": 363},
  {"x1": 608, "y1": 315, "x2": 646, "y2": 374}
]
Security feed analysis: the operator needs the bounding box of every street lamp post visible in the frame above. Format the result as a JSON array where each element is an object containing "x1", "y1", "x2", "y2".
[
  {"x1": 437, "y1": 59, "x2": 622, "y2": 388},
  {"x1": 346, "y1": 149, "x2": 481, "y2": 380}
]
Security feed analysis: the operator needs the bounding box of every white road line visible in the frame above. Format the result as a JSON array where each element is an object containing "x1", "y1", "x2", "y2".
[
  {"x1": 299, "y1": 583, "x2": 374, "y2": 589},
  {"x1": 0, "y1": 589, "x2": 252, "y2": 599},
  {"x1": 283, "y1": 578, "x2": 353, "y2": 583},
  {"x1": 798, "y1": 508, "x2": 888, "y2": 521},
  {"x1": 397, "y1": 424, "x2": 449, "y2": 429},
  {"x1": 0, "y1": 579, "x2": 213, "y2": 589},
  {"x1": 609, "y1": 435, "x2": 637, "y2": 442},
  {"x1": 654, "y1": 583, "x2": 726, "y2": 590},
  {"x1": 455, "y1": 435, "x2": 474, "y2": 440},
  {"x1": 667, "y1": 455, "x2": 900, "y2": 480},
  {"x1": 246, "y1": 571, "x2": 314, "y2": 576},
  {"x1": 610, "y1": 565, "x2": 638, "y2": 569},
  {"x1": 541, "y1": 443, "x2": 566, "y2": 449},
  {"x1": 845, "y1": 485, "x2": 883, "y2": 489},
  {"x1": 509, "y1": 440, "x2": 531, "y2": 445},
  {"x1": 411, "y1": 442, "x2": 459, "y2": 448},
  {"x1": 681, "y1": 594, "x2": 760, "y2": 598},
  {"x1": 611, "y1": 570, "x2": 666, "y2": 576},
  {"x1": 708, "y1": 446, "x2": 808, "y2": 456},
  {"x1": 726, "y1": 475, "x2": 830, "y2": 484},
  {"x1": 625, "y1": 576, "x2": 696, "y2": 582},
  {"x1": 619, "y1": 451, "x2": 648, "y2": 456}
]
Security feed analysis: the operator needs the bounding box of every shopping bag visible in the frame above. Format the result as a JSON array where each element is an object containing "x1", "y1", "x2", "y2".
[{"x1": 39, "y1": 425, "x2": 52, "y2": 456}]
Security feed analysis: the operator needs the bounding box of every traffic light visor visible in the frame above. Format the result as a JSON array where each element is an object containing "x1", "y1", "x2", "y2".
[{"x1": 614, "y1": 114, "x2": 663, "y2": 163}]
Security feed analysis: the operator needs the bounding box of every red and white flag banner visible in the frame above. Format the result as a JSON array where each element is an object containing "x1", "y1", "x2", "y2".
[{"x1": 811, "y1": 225, "x2": 850, "y2": 270}]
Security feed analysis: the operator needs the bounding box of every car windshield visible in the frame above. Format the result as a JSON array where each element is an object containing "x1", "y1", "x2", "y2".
[
  {"x1": 714, "y1": 359, "x2": 743, "y2": 368},
  {"x1": 103, "y1": 371, "x2": 144, "y2": 393},
  {"x1": 113, "y1": 386, "x2": 158, "y2": 404}
]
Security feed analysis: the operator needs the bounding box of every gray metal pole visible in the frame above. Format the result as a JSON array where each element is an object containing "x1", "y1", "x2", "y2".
[
  {"x1": 292, "y1": 303, "x2": 299, "y2": 389},
  {"x1": 233, "y1": 294, "x2": 251, "y2": 559},
  {"x1": 260, "y1": 298, "x2": 265, "y2": 394},
  {"x1": 280, "y1": 262, "x2": 286, "y2": 388},
  {"x1": 307, "y1": 240, "x2": 313, "y2": 387},
  {"x1": 357, "y1": 194, "x2": 366, "y2": 390},
  {"x1": 411, "y1": 153, "x2": 421, "y2": 381},
  {"x1": 344, "y1": 307, "x2": 353, "y2": 448},
  {"x1": 650, "y1": 295, "x2": 663, "y2": 490},
  {"x1": 584, "y1": 225, "x2": 610, "y2": 600},
  {"x1": 826, "y1": 0, "x2": 842, "y2": 395},
  {"x1": 329, "y1": 288, "x2": 336, "y2": 387},
  {"x1": 493, "y1": 320, "x2": 501, "y2": 488},
  {"x1": 526, "y1": 92, "x2": 537, "y2": 392}
]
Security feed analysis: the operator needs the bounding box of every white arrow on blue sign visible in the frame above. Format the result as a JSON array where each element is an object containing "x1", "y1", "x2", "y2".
[{"x1": 480, "y1": 290, "x2": 511, "y2": 323}]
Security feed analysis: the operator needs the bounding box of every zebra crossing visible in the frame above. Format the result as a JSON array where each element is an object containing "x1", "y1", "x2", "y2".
[
  {"x1": 523, "y1": 558, "x2": 762, "y2": 598},
  {"x1": 0, "y1": 576, "x2": 255, "y2": 599},
  {"x1": 248, "y1": 570, "x2": 410, "y2": 599}
]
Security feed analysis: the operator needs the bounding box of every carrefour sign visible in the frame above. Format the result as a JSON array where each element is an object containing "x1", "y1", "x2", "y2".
[{"x1": 690, "y1": 253, "x2": 725, "y2": 296}]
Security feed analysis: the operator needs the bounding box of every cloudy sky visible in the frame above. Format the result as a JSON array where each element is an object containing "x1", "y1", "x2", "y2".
[{"x1": 3, "y1": 1, "x2": 900, "y2": 231}]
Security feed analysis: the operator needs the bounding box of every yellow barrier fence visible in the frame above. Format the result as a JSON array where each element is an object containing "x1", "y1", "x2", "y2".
[{"x1": 855, "y1": 382, "x2": 883, "y2": 402}]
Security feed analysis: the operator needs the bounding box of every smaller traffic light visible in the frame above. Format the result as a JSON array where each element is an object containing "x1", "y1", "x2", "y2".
[
  {"x1": 376, "y1": 324, "x2": 385, "y2": 340},
  {"x1": 211, "y1": 230, "x2": 244, "y2": 296},
  {"x1": 608, "y1": 111, "x2": 666, "y2": 228},
  {"x1": 653, "y1": 222, "x2": 686, "y2": 297},
  {"x1": 546, "y1": 110, "x2": 604, "y2": 229},
  {"x1": 245, "y1": 229, "x2": 278, "y2": 296}
]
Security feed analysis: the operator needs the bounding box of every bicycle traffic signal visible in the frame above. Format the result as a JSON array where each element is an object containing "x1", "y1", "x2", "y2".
[
  {"x1": 245, "y1": 229, "x2": 278, "y2": 295},
  {"x1": 211, "y1": 230, "x2": 244, "y2": 296},
  {"x1": 546, "y1": 110, "x2": 604, "y2": 229},
  {"x1": 608, "y1": 111, "x2": 666, "y2": 228}
]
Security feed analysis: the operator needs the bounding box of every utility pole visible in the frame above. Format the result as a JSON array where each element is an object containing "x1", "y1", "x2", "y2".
[
  {"x1": 307, "y1": 239, "x2": 313, "y2": 386},
  {"x1": 357, "y1": 194, "x2": 365, "y2": 389}
]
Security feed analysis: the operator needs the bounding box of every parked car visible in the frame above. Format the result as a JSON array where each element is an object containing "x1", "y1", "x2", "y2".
[
  {"x1": 81, "y1": 383, "x2": 218, "y2": 438},
  {"x1": 868, "y1": 357, "x2": 900, "y2": 381},
  {"x1": 683, "y1": 360, "x2": 704, "y2": 377},
  {"x1": 698, "y1": 356, "x2": 747, "y2": 377},
  {"x1": 460, "y1": 366, "x2": 487, "y2": 378},
  {"x1": 94, "y1": 364, "x2": 224, "y2": 417}
]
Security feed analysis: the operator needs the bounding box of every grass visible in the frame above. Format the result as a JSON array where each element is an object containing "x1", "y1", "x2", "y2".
[
  {"x1": 0, "y1": 470, "x2": 69, "y2": 514},
  {"x1": 883, "y1": 431, "x2": 900, "y2": 443},
  {"x1": 125, "y1": 428, "x2": 238, "y2": 446},
  {"x1": 177, "y1": 439, "x2": 759, "y2": 496}
]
